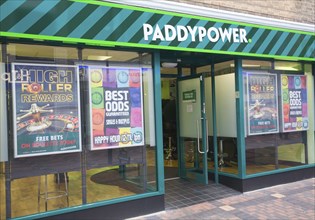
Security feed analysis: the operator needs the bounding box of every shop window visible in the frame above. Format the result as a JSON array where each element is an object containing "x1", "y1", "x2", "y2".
[
  {"x1": 304, "y1": 64, "x2": 315, "y2": 164},
  {"x1": 206, "y1": 61, "x2": 238, "y2": 175},
  {"x1": 243, "y1": 63, "x2": 314, "y2": 175},
  {"x1": 242, "y1": 60, "x2": 272, "y2": 70},
  {"x1": 245, "y1": 132, "x2": 307, "y2": 174},
  {"x1": 197, "y1": 65, "x2": 211, "y2": 74},
  {"x1": 82, "y1": 48, "x2": 156, "y2": 203},
  {"x1": 6, "y1": 44, "x2": 83, "y2": 217},
  {"x1": 7, "y1": 44, "x2": 78, "y2": 60},
  {"x1": 1, "y1": 44, "x2": 157, "y2": 218},
  {"x1": 0, "y1": 43, "x2": 7, "y2": 220},
  {"x1": 161, "y1": 67, "x2": 178, "y2": 75},
  {"x1": 216, "y1": 60, "x2": 235, "y2": 75},
  {"x1": 275, "y1": 61, "x2": 302, "y2": 71},
  {"x1": 181, "y1": 68, "x2": 192, "y2": 76},
  {"x1": 83, "y1": 49, "x2": 143, "y2": 63}
]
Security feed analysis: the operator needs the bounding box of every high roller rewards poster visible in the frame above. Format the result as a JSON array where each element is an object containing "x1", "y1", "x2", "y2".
[
  {"x1": 246, "y1": 73, "x2": 279, "y2": 135},
  {"x1": 12, "y1": 63, "x2": 81, "y2": 158}
]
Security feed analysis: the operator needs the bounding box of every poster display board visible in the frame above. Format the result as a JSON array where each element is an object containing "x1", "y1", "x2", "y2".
[
  {"x1": 246, "y1": 73, "x2": 279, "y2": 135},
  {"x1": 280, "y1": 74, "x2": 308, "y2": 132},
  {"x1": 12, "y1": 63, "x2": 82, "y2": 158},
  {"x1": 87, "y1": 66, "x2": 144, "y2": 150}
]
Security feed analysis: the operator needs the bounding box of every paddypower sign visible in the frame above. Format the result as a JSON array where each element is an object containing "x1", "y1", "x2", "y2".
[{"x1": 143, "y1": 24, "x2": 248, "y2": 43}]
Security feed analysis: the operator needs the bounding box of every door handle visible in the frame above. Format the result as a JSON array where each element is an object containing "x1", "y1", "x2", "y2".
[
  {"x1": 196, "y1": 119, "x2": 202, "y2": 154},
  {"x1": 206, "y1": 119, "x2": 209, "y2": 153},
  {"x1": 197, "y1": 119, "x2": 205, "y2": 154},
  {"x1": 197, "y1": 118, "x2": 209, "y2": 154}
]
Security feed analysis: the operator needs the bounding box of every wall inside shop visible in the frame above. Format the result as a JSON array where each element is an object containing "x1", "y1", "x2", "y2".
[
  {"x1": 167, "y1": 0, "x2": 314, "y2": 24},
  {"x1": 161, "y1": 79, "x2": 171, "y2": 100}
]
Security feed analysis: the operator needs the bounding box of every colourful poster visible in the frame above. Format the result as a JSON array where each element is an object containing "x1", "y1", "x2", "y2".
[
  {"x1": 12, "y1": 63, "x2": 81, "y2": 158},
  {"x1": 246, "y1": 73, "x2": 279, "y2": 135},
  {"x1": 87, "y1": 66, "x2": 144, "y2": 150},
  {"x1": 281, "y1": 75, "x2": 308, "y2": 132}
]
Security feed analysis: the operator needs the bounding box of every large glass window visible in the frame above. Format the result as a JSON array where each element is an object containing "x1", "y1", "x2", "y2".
[
  {"x1": 305, "y1": 64, "x2": 315, "y2": 164},
  {"x1": 1, "y1": 44, "x2": 157, "y2": 218},
  {"x1": 6, "y1": 44, "x2": 83, "y2": 217},
  {"x1": 243, "y1": 60, "x2": 272, "y2": 70},
  {"x1": 82, "y1": 48, "x2": 156, "y2": 203},
  {"x1": 275, "y1": 61, "x2": 303, "y2": 71},
  {"x1": 0, "y1": 43, "x2": 7, "y2": 220},
  {"x1": 243, "y1": 60, "x2": 314, "y2": 175},
  {"x1": 206, "y1": 61, "x2": 239, "y2": 175}
]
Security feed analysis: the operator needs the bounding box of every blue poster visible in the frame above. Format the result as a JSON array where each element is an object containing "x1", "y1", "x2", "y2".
[{"x1": 12, "y1": 63, "x2": 82, "y2": 158}]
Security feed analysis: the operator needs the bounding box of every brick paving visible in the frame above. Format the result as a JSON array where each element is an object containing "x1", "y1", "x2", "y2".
[{"x1": 130, "y1": 178, "x2": 315, "y2": 220}]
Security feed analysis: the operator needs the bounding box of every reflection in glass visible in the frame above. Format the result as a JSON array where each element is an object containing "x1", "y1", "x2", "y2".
[{"x1": 245, "y1": 132, "x2": 307, "y2": 174}]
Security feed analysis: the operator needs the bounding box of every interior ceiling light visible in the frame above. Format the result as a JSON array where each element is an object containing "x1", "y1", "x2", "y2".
[
  {"x1": 162, "y1": 62, "x2": 177, "y2": 68},
  {"x1": 275, "y1": 66, "x2": 299, "y2": 71},
  {"x1": 88, "y1": 55, "x2": 112, "y2": 61}
]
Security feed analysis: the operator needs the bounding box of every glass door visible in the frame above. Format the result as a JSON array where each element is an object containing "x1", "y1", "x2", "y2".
[{"x1": 178, "y1": 75, "x2": 209, "y2": 184}]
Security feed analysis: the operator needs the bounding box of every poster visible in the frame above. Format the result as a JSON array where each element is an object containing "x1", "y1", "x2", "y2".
[
  {"x1": 281, "y1": 74, "x2": 308, "y2": 132},
  {"x1": 87, "y1": 66, "x2": 144, "y2": 150},
  {"x1": 12, "y1": 63, "x2": 81, "y2": 158},
  {"x1": 182, "y1": 90, "x2": 196, "y2": 103},
  {"x1": 246, "y1": 73, "x2": 279, "y2": 135}
]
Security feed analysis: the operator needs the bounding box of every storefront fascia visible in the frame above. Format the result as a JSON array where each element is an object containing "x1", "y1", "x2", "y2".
[{"x1": 0, "y1": 0, "x2": 314, "y2": 219}]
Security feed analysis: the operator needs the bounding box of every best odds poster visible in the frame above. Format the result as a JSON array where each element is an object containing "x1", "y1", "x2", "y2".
[
  {"x1": 281, "y1": 74, "x2": 308, "y2": 132},
  {"x1": 87, "y1": 66, "x2": 144, "y2": 150},
  {"x1": 246, "y1": 73, "x2": 279, "y2": 135},
  {"x1": 12, "y1": 63, "x2": 82, "y2": 158}
]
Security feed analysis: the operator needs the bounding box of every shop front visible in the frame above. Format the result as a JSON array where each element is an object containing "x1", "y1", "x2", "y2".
[{"x1": 0, "y1": 0, "x2": 314, "y2": 219}]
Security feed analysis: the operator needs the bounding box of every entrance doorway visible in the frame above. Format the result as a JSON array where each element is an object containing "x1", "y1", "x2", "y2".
[
  {"x1": 160, "y1": 55, "x2": 215, "y2": 183},
  {"x1": 161, "y1": 74, "x2": 211, "y2": 184},
  {"x1": 160, "y1": 52, "x2": 239, "y2": 185},
  {"x1": 177, "y1": 75, "x2": 210, "y2": 184}
]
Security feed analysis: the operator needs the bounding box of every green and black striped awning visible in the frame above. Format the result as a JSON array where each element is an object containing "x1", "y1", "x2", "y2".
[{"x1": 0, "y1": 0, "x2": 314, "y2": 61}]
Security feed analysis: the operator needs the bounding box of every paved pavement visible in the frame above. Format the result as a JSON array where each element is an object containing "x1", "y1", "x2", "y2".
[{"x1": 130, "y1": 178, "x2": 315, "y2": 220}]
